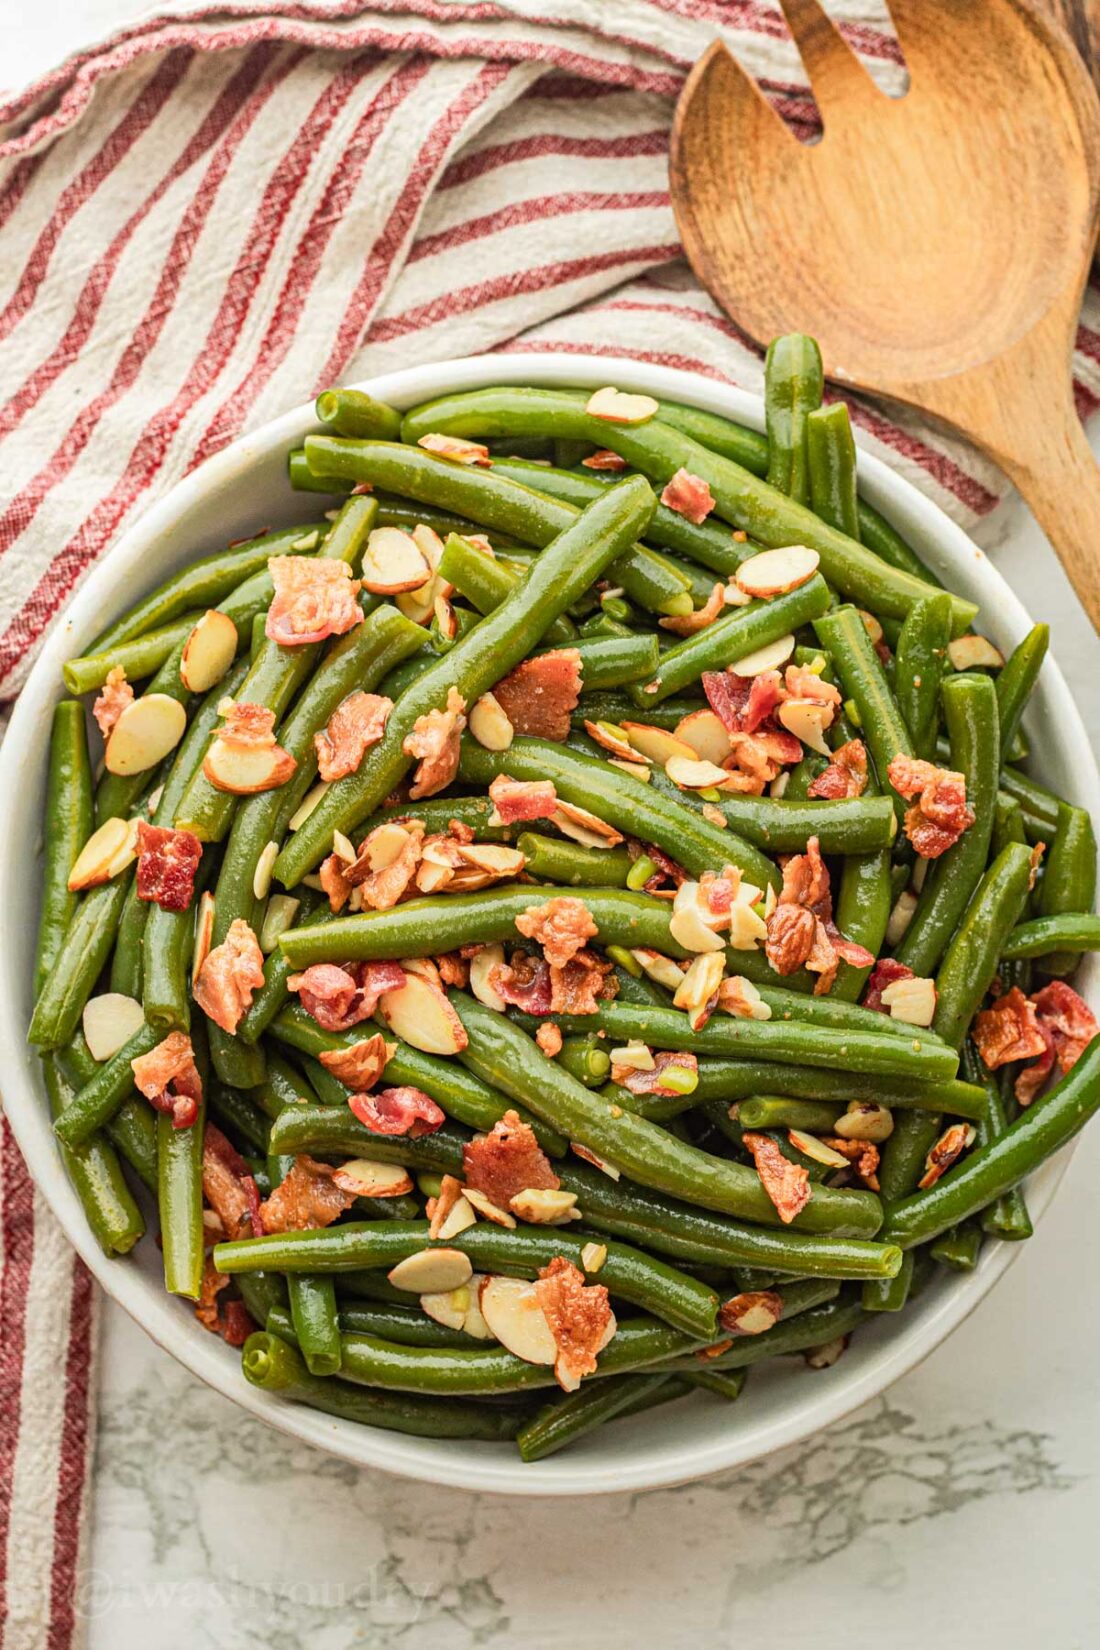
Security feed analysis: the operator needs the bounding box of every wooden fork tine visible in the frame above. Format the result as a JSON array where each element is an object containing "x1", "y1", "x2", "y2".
[
  {"x1": 676, "y1": 39, "x2": 802, "y2": 148},
  {"x1": 776, "y1": 0, "x2": 883, "y2": 112}
]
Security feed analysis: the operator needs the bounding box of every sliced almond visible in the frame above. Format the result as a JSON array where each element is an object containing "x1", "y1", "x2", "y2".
[
  {"x1": 777, "y1": 698, "x2": 833, "y2": 757},
  {"x1": 608, "y1": 759, "x2": 652, "y2": 782},
  {"x1": 412, "y1": 523, "x2": 446, "y2": 573},
  {"x1": 665, "y1": 754, "x2": 733, "y2": 791},
  {"x1": 668, "y1": 888, "x2": 726, "y2": 955},
  {"x1": 509, "y1": 1187, "x2": 580, "y2": 1225},
  {"x1": 436, "y1": 1193, "x2": 477, "y2": 1240},
  {"x1": 729, "y1": 633, "x2": 796, "y2": 677},
  {"x1": 719, "y1": 974, "x2": 771, "y2": 1021},
  {"x1": 464, "y1": 1187, "x2": 516, "y2": 1228},
  {"x1": 330, "y1": 830, "x2": 355, "y2": 866},
  {"x1": 620, "y1": 722, "x2": 697, "y2": 765},
  {"x1": 724, "y1": 582, "x2": 752, "y2": 608},
  {"x1": 331, "y1": 1159, "x2": 415, "y2": 1198},
  {"x1": 469, "y1": 692, "x2": 514, "y2": 751},
  {"x1": 433, "y1": 595, "x2": 457, "y2": 641},
  {"x1": 631, "y1": 948, "x2": 686, "y2": 991},
  {"x1": 82, "y1": 993, "x2": 144, "y2": 1062},
  {"x1": 673, "y1": 951, "x2": 726, "y2": 1030},
  {"x1": 727, "y1": 899, "x2": 768, "y2": 951},
  {"x1": 805, "y1": 1335, "x2": 848, "y2": 1369},
  {"x1": 833, "y1": 1102, "x2": 894, "y2": 1143},
  {"x1": 584, "y1": 386, "x2": 658, "y2": 424},
  {"x1": 388, "y1": 1248, "x2": 473, "y2": 1294},
  {"x1": 364, "y1": 821, "x2": 414, "y2": 873},
  {"x1": 421, "y1": 1273, "x2": 494, "y2": 1339},
  {"x1": 252, "y1": 840, "x2": 279, "y2": 901},
  {"x1": 608, "y1": 1040, "x2": 655, "y2": 1072},
  {"x1": 674, "y1": 709, "x2": 732, "y2": 765},
  {"x1": 469, "y1": 943, "x2": 507, "y2": 1012},
  {"x1": 886, "y1": 888, "x2": 918, "y2": 946},
  {"x1": 571, "y1": 1142, "x2": 620, "y2": 1180},
  {"x1": 552, "y1": 800, "x2": 624, "y2": 849},
  {"x1": 204, "y1": 737, "x2": 294, "y2": 795},
  {"x1": 360, "y1": 527, "x2": 431, "y2": 594},
  {"x1": 478, "y1": 1275, "x2": 557, "y2": 1365},
  {"x1": 947, "y1": 634, "x2": 1005, "y2": 671},
  {"x1": 788, "y1": 1129, "x2": 851, "y2": 1167},
  {"x1": 180, "y1": 610, "x2": 238, "y2": 693},
  {"x1": 880, "y1": 974, "x2": 937, "y2": 1027},
  {"x1": 769, "y1": 771, "x2": 790, "y2": 799},
  {"x1": 580, "y1": 1242, "x2": 607, "y2": 1274},
  {"x1": 584, "y1": 720, "x2": 640, "y2": 762},
  {"x1": 456, "y1": 843, "x2": 526, "y2": 878},
  {"x1": 379, "y1": 970, "x2": 467, "y2": 1055},
  {"x1": 735, "y1": 546, "x2": 820, "y2": 599},
  {"x1": 396, "y1": 526, "x2": 448, "y2": 624},
  {"x1": 288, "y1": 781, "x2": 329, "y2": 831},
  {"x1": 104, "y1": 694, "x2": 186, "y2": 776},
  {"x1": 259, "y1": 892, "x2": 299, "y2": 954},
  {"x1": 67, "y1": 816, "x2": 139, "y2": 891},
  {"x1": 721, "y1": 1292, "x2": 783, "y2": 1336},
  {"x1": 417, "y1": 433, "x2": 491, "y2": 465},
  {"x1": 191, "y1": 889, "x2": 215, "y2": 985}
]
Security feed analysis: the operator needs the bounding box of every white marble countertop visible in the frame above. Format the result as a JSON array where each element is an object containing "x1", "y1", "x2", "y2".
[{"x1": 5, "y1": 7, "x2": 1100, "y2": 1647}]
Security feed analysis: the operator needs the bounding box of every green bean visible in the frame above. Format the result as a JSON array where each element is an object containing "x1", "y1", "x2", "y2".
[
  {"x1": 1001, "y1": 912, "x2": 1100, "y2": 961},
  {"x1": 236, "y1": 890, "x2": 325, "y2": 1045},
  {"x1": 276, "y1": 477, "x2": 657, "y2": 886},
  {"x1": 241, "y1": 1331, "x2": 526, "y2": 1440},
  {"x1": 861, "y1": 1249, "x2": 914, "y2": 1312},
  {"x1": 43, "y1": 1055, "x2": 144, "y2": 1257},
  {"x1": 960, "y1": 1043, "x2": 1032, "y2": 1242},
  {"x1": 334, "y1": 1302, "x2": 479, "y2": 1348},
  {"x1": 158, "y1": 1028, "x2": 207, "y2": 1299},
  {"x1": 436, "y1": 533, "x2": 579, "y2": 646},
  {"x1": 991, "y1": 796, "x2": 1027, "y2": 863},
  {"x1": 833, "y1": 848, "x2": 892, "y2": 1001},
  {"x1": 517, "y1": 832, "x2": 632, "y2": 887},
  {"x1": 764, "y1": 334, "x2": 823, "y2": 504},
  {"x1": 63, "y1": 616, "x2": 200, "y2": 696},
  {"x1": 813, "y1": 605, "x2": 913, "y2": 815},
  {"x1": 878, "y1": 1108, "x2": 943, "y2": 1204},
  {"x1": 35, "y1": 702, "x2": 94, "y2": 997},
  {"x1": 53, "y1": 1021, "x2": 160, "y2": 1147},
  {"x1": 142, "y1": 895, "x2": 196, "y2": 1036},
  {"x1": 287, "y1": 1274, "x2": 342, "y2": 1376},
  {"x1": 930, "y1": 1220, "x2": 983, "y2": 1271},
  {"x1": 235, "y1": 1271, "x2": 287, "y2": 1331},
  {"x1": 1038, "y1": 803, "x2": 1097, "y2": 975},
  {"x1": 516, "y1": 1373, "x2": 671, "y2": 1461},
  {"x1": 894, "y1": 593, "x2": 953, "y2": 759},
  {"x1": 673, "y1": 1297, "x2": 864, "y2": 1373},
  {"x1": 57, "y1": 1038, "x2": 160, "y2": 1191},
  {"x1": 932, "y1": 843, "x2": 1035, "y2": 1049},
  {"x1": 315, "y1": 386, "x2": 403, "y2": 441},
  {"x1": 806, "y1": 402, "x2": 859, "y2": 537},
  {"x1": 735, "y1": 1096, "x2": 843, "y2": 1132},
  {"x1": 29, "y1": 870, "x2": 137, "y2": 1050},
  {"x1": 611, "y1": 1052, "x2": 985, "y2": 1119},
  {"x1": 208, "y1": 1080, "x2": 271, "y2": 1155},
  {"x1": 995, "y1": 624, "x2": 1048, "y2": 759},
  {"x1": 556, "y1": 1034, "x2": 612, "y2": 1088},
  {"x1": 894, "y1": 672, "x2": 1000, "y2": 976},
  {"x1": 651, "y1": 781, "x2": 897, "y2": 854}
]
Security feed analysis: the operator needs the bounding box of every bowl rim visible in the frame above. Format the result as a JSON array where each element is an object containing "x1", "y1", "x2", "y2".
[{"x1": 2, "y1": 351, "x2": 1096, "y2": 1498}]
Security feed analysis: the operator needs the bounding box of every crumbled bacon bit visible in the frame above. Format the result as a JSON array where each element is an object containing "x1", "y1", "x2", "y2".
[
  {"x1": 972, "y1": 987, "x2": 1047, "y2": 1070},
  {"x1": 317, "y1": 1031, "x2": 394, "y2": 1091},
  {"x1": 821, "y1": 1135, "x2": 881, "y2": 1191},
  {"x1": 435, "y1": 952, "x2": 469, "y2": 988},
  {"x1": 417, "y1": 432, "x2": 491, "y2": 465},
  {"x1": 202, "y1": 1122, "x2": 262, "y2": 1241},
  {"x1": 135, "y1": 822, "x2": 202, "y2": 912},
  {"x1": 581, "y1": 449, "x2": 629, "y2": 472},
  {"x1": 742, "y1": 1129, "x2": 811, "y2": 1224},
  {"x1": 319, "y1": 852, "x2": 353, "y2": 913},
  {"x1": 491, "y1": 950, "x2": 553, "y2": 1015},
  {"x1": 862, "y1": 958, "x2": 916, "y2": 1014},
  {"x1": 266, "y1": 556, "x2": 363, "y2": 646},
  {"x1": 93, "y1": 666, "x2": 133, "y2": 739},
  {"x1": 640, "y1": 842, "x2": 689, "y2": 892},
  {"x1": 1016, "y1": 980, "x2": 1100, "y2": 1104},
  {"x1": 536, "y1": 1022, "x2": 564, "y2": 1057},
  {"x1": 515, "y1": 896, "x2": 598, "y2": 968},
  {"x1": 287, "y1": 959, "x2": 407, "y2": 1031},
  {"x1": 660, "y1": 467, "x2": 715, "y2": 524},
  {"x1": 314, "y1": 691, "x2": 392, "y2": 783},
  {"x1": 549, "y1": 949, "x2": 617, "y2": 1014},
  {"x1": 488, "y1": 773, "x2": 558, "y2": 825},
  {"x1": 615, "y1": 1050, "x2": 698, "y2": 1096},
  {"x1": 807, "y1": 739, "x2": 869, "y2": 800},
  {"x1": 193, "y1": 917, "x2": 265, "y2": 1034},
  {"x1": 403, "y1": 686, "x2": 466, "y2": 799},
  {"x1": 348, "y1": 1086, "x2": 445, "y2": 1138},
  {"x1": 259, "y1": 1155, "x2": 358, "y2": 1233},
  {"x1": 196, "y1": 1260, "x2": 256, "y2": 1345},
  {"x1": 783, "y1": 665, "x2": 841, "y2": 708},
  {"x1": 131, "y1": 1031, "x2": 202, "y2": 1130},
  {"x1": 534, "y1": 1256, "x2": 614, "y2": 1391},
  {"x1": 918, "y1": 1123, "x2": 975, "y2": 1190},
  {"x1": 659, "y1": 581, "x2": 725, "y2": 636},
  {"x1": 703, "y1": 669, "x2": 782, "y2": 736},
  {"x1": 887, "y1": 755, "x2": 975, "y2": 859},
  {"x1": 491, "y1": 650, "x2": 582, "y2": 742},
  {"x1": 463, "y1": 1109, "x2": 559, "y2": 1208},
  {"x1": 765, "y1": 837, "x2": 873, "y2": 994}
]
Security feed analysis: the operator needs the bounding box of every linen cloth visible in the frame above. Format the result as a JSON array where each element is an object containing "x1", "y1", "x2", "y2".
[{"x1": 2, "y1": 4, "x2": 1099, "y2": 1645}]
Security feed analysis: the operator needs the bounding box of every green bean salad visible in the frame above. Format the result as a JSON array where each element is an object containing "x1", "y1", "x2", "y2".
[{"x1": 31, "y1": 340, "x2": 1100, "y2": 1462}]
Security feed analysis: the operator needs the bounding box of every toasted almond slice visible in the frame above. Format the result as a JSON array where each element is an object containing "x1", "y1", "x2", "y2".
[
  {"x1": 421, "y1": 1273, "x2": 494, "y2": 1338},
  {"x1": 719, "y1": 974, "x2": 772, "y2": 1021},
  {"x1": 180, "y1": 610, "x2": 238, "y2": 693},
  {"x1": 191, "y1": 889, "x2": 215, "y2": 985},
  {"x1": 365, "y1": 821, "x2": 414, "y2": 872},
  {"x1": 396, "y1": 587, "x2": 435, "y2": 625},
  {"x1": 886, "y1": 888, "x2": 918, "y2": 947},
  {"x1": 436, "y1": 1194, "x2": 478, "y2": 1241},
  {"x1": 464, "y1": 1187, "x2": 517, "y2": 1228},
  {"x1": 880, "y1": 974, "x2": 937, "y2": 1027},
  {"x1": 469, "y1": 692, "x2": 514, "y2": 751},
  {"x1": 609, "y1": 759, "x2": 651, "y2": 782},
  {"x1": 388, "y1": 1248, "x2": 473, "y2": 1294},
  {"x1": 331, "y1": 1159, "x2": 415, "y2": 1198},
  {"x1": 68, "y1": 816, "x2": 138, "y2": 891},
  {"x1": 478, "y1": 1276, "x2": 557, "y2": 1365},
  {"x1": 252, "y1": 840, "x2": 279, "y2": 901},
  {"x1": 571, "y1": 1142, "x2": 621, "y2": 1181},
  {"x1": 673, "y1": 951, "x2": 726, "y2": 1030},
  {"x1": 82, "y1": 992, "x2": 144, "y2": 1062},
  {"x1": 330, "y1": 830, "x2": 356, "y2": 867},
  {"x1": 788, "y1": 1129, "x2": 851, "y2": 1167},
  {"x1": 721, "y1": 1292, "x2": 783, "y2": 1336},
  {"x1": 509, "y1": 1188, "x2": 580, "y2": 1225},
  {"x1": 727, "y1": 900, "x2": 768, "y2": 951},
  {"x1": 777, "y1": 697, "x2": 834, "y2": 757},
  {"x1": 630, "y1": 949, "x2": 685, "y2": 993},
  {"x1": 552, "y1": 800, "x2": 623, "y2": 849},
  {"x1": 585, "y1": 386, "x2": 658, "y2": 424},
  {"x1": 674, "y1": 709, "x2": 732, "y2": 765},
  {"x1": 620, "y1": 722, "x2": 698, "y2": 765},
  {"x1": 456, "y1": 843, "x2": 526, "y2": 878},
  {"x1": 469, "y1": 943, "x2": 507, "y2": 1012},
  {"x1": 259, "y1": 892, "x2": 299, "y2": 955},
  {"x1": 768, "y1": 771, "x2": 790, "y2": 799},
  {"x1": 833, "y1": 1102, "x2": 894, "y2": 1143},
  {"x1": 379, "y1": 970, "x2": 466, "y2": 1055},
  {"x1": 288, "y1": 781, "x2": 329, "y2": 831},
  {"x1": 665, "y1": 754, "x2": 733, "y2": 791},
  {"x1": 203, "y1": 737, "x2": 292, "y2": 795},
  {"x1": 584, "y1": 720, "x2": 640, "y2": 762},
  {"x1": 723, "y1": 582, "x2": 752, "y2": 608},
  {"x1": 433, "y1": 594, "x2": 457, "y2": 641},
  {"x1": 580, "y1": 1242, "x2": 607, "y2": 1274},
  {"x1": 805, "y1": 1334, "x2": 848, "y2": 1369},
  {"x1": 412, "y1": 523, "x2": 446, "y2": 572},
  {"x1": 735, "y1": 546, "x2": 820, "y2": 599},
  {"x1": 360, "y1": 527, "x2": 432, "y2": 594},
  {"x1": 608, "y1": 1040, "x2": 655, "y2": 1072},
  {"x1": 417, "y1": 433, "x2": 491, "y2": 465},
  {"x1": 947, "y1": 634, "x2": 1005, "y2": 671},
  {"x1": 729, "y1": 633, "x2": 796, "y2": 677},
  {"x1": 104, "y1": 694, "x2": 187, "y2": 776},
  {"x1": 668, "y1": 895, "x2": 726, "y2": 955}
]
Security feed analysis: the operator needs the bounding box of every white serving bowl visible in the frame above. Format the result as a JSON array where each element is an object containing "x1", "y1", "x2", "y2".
[{"x1": 2, "y1": 354, "x2": 1096, "y2": 1497}]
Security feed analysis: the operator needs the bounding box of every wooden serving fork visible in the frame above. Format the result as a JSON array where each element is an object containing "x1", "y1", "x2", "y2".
[{"x1": 670, "y1": 0, "x2": 1100, "y2": 631}]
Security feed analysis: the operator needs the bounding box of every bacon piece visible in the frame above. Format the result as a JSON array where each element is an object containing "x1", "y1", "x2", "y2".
[
  {"x1": 703, "y1": 669, "x2": 783, "y2": 736},
  {"x1": 821, "y1": 1135, "x2": 881, "y2": 1191},
  {"x1": 1015, "y1": 980, "x2": 1100, "y2": 1103},
  {"x1": 660, "y1": 467, "x2": 715, "y2": 524},
  {"x1": 463, "y1": 1109, "x2": 560, "y2": 1208},
  {"x1": 887, "y1": 754, "x2": 975, "y2": 859},
  {"x1": 135, "y1": 822, "x2": 202, "y2": 912},
  {"x1": 435, "y1": 952, "x2": 469, "y2": 988},
  {"x1": 536, "y1": 1022, "x2": 563, "y2": 1057},
  {"x1": 417, "y1": 432, "x2": 491, "y2": 465},
  {"x1": 218, "y1": 701, "x2": 278, "y2": 748},
  {"x1": 783, "y1": 665, "x2": 842, "y2": 708},
  {"x1": 491, "y1": 950, "x2": 553, "y2": 1016},
  {"x1": 549, "y1": 949, "x2": 617, "y2": 1015},
  {"x1": 862, "y1": 958, "x2": 915, "y2": 1014},
  {"x1": 534, "y1": 1256, "x2": 614, "y2": 1392},
  {"x1": 131, "y1": 1030, "x2": 202, "y2": 1130},
  {"x1": 319, "y1": 852, "x2": 352, "y2": 913},
  {"x1": 581, "y1": 449, "x2": 629, "y2": 472},
  {"x1": 491, "y1": 650, "x2": 582, "y2": 742},
  {"x1": 348, "y1": 1086, "x2": 445, "y2": 1137},
  {"x1": 742, "y1": 1130, "x2": 811, "y2": 1224},
  {"x1": 487, "y1": 774, "x2": 558, "y2": 825},
  {"x1": 346, "y1": 821, "x2": 423, "y2": 910},
  {"x1": 514, "y1": 896, "x2": 598, "y2": 968},
  {"x1": 266, "y1": 556, "x2": 363, "y2": 646},
  {"x1": 972, "y1": 987, "x2": 1047, "y2": 1070},
  {"x1": 314, "y1": 691, "x2": 393, "y2": 783},
  {"x1": 659, "y1": 581, "x2": 725, "y2": 637},
  {"x1": 807, "y1": 739, "x2": 869, "y2": 801},
  {"x1": 765, "y1": 837, "x2": 872, "y2": 995},
  {"x1": 194, "y1": 917, "x2": 265, "y2": 1034},
  {"x1": 259, "y1": 1155, "x2": 358, "y2": 1234},
  {"x1": 918, "y1": 1122, "x2": 975, "y2": 1190},
  {"x1": 318, "y1": 1031, "x2": 395, "y2": 1091},
  {"x1": 725, "y1": 725, "x2": 803, "y2": 786},
  {"x1": 641, "y1": 843, "x2": 689, "y2": 892},
  {"x1": 196, "y1": 1260, "x2": 255, "y2": 1345},
  {"x1": 403, "y1": 686, "x2": 466, "y2": 799},
  {"x1": 202, "y1": 1121, "x2": 262, "y2": 1241},
  {"x1": 93, "y1": 665, "x2": 133, "y2": 739},
  {"x1": 287, "y1": 959, "x2": 407, "y2": 1032},
  {"x1": 616, "y1": 1050, "x2": 698, "y2": 1096}
]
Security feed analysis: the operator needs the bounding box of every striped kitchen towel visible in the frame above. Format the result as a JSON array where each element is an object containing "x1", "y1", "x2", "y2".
[{"x1": 2, "y1": 3, "x2": 1099, "y2": 1645}]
